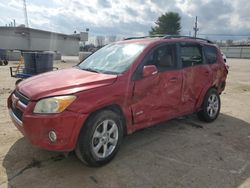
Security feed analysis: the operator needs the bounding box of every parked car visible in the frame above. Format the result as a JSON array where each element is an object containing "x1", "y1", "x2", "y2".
[
  {"x1": 8, "y1": 36, "x2": 228, "y2": 166},
  {"x1": 221, "y1": 52, "x2": 227, "y2": 63}
]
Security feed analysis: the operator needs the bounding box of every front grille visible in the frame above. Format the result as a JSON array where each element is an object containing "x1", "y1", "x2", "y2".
[
  {"x1": 12, "y1": 107, "x2": 23, "y2": 121},
  {"x1": 14, "y1": 90, "x2": 29, "y2": 105},
  {"x1": 11, "y1": 90, "x2": 29, "y2": 122}
]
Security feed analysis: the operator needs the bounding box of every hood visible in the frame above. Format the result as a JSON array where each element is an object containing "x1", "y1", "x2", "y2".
[{"x1": 17, "y1": 67, "x2": 117, "y2": 100}]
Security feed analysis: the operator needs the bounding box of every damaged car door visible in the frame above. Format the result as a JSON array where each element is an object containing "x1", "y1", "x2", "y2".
[{"x1": 131, "y1": 44, "x2": 182, "y2": 128}]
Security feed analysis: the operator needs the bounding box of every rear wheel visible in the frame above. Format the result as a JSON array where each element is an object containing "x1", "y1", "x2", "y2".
[
  {"x1": 197, "y1": 88, "x2": 220, "y2": 122},
  {"x1": 75, "y1": 110, "x2": 123, "y2": 166}
]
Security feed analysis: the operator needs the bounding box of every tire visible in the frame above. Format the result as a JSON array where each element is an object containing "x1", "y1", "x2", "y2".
[
  {"x1": 75, "y1": 110, "x2": 124, "y2": 166},
  {"x1": 3, "y1": 60, "x2": 8, "y2": 66},
  {"x1": 197, "y1": 88, "x2": 221, "y2": 122},
  {"x1": 15, "y1": 79, "x2": 23, "y2": 85}
]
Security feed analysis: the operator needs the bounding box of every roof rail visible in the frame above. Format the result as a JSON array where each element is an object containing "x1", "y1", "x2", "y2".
[
  {"x1": 124, "y1": 35, "x2": 164, "y2": 40},
  {"x1": 163, "y1": 35, "x2": 214, "y2": 44},
  {"x1": 124, "y1": 36, "x2": 147, "y2": 40}
]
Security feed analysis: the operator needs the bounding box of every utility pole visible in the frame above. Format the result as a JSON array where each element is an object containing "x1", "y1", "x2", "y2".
[
  {"x1": 23, "y1": 0, "x2": 29, "y2": 28},
  {"x1": 23, "y1": 0, "x2": 31, "y2": 50},
  {"x1": 193, "y1": 16, "x2": 199, "y2": 38}
]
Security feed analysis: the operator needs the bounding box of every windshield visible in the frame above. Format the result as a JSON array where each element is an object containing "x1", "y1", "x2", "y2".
[{"x1": 78, "y1": 43, "x2": 146, "y2": 74}]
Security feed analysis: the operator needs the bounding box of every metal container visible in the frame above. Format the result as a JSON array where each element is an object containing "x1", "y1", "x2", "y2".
[
  {"x1": 0, "y1": 49, "x2": 7, "y2": 60},
  {"x1": 35, "y1": 52, "x2": 54, "y2": 74},
  {"x1": 23, "y1": 52, "x2": 36, "y2": 74}
]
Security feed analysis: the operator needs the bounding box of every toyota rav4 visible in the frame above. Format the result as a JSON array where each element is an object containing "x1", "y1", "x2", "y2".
[{"x1": 8, "y1": 36, "x2": 228, "y2": 166}]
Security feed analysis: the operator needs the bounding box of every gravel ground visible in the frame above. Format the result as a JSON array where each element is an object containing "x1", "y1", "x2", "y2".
[{"x1": 0, "y1": 58, "x2": 250, "y2": 188}]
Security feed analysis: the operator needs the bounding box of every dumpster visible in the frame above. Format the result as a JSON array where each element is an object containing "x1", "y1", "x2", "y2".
[
  {"x1": 23, "y1": 52, "x2": 36, "y2": 74},
  {"x1": 0, "y1": 49, "x2": 8, "y2": 65},
  {"x1": 0, "y1": 49, "x2": 6, "y2": 59},
  {"x1": 22, "y1": 52, "x2": 54, "y2": 74},
  {"x1": 36, "y1": 52, "x2": 54, "y2": 74}
]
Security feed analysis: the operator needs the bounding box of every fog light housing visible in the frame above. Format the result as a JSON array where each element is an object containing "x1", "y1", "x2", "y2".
[{"x1": 48, "y1": 131, "x2": 57, "y2": 142}]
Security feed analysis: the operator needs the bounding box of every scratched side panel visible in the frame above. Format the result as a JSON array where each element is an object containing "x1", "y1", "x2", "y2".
[{"x1": 131, "y1": 74, "x2": 163, "y2": 125}]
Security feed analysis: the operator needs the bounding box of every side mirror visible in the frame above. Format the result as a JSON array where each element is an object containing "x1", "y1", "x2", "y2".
[{"x1": 143, "y1": 65, "x2": 158, "y2": 78}]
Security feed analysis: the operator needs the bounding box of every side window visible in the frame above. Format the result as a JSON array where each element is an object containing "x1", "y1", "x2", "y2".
[
  {"x1": 146, "y1": 45, "x2": 177, "y2": 71},
  {"x1": 180, "y1": 45, "x2": 203, "y2": 67},
  {"x1": 204, "y1": 46, "x2": 217, "y2": 64}
]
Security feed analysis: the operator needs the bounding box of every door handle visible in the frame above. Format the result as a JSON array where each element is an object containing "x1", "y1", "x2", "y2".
[
  {"x1": 169, "y1": 77, "x2": 178, "y2": 83},
  {"x1": 204, "y1": 71, "x2": 209, "y2": 76}
]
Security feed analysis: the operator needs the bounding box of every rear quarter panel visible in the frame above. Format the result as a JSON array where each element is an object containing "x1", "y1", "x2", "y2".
[{"x1": 195, "y1": 47, "x2": 228, "y2": 110}]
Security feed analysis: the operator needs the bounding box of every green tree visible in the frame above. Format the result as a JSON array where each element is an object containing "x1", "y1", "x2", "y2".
[{"x1": 149, "y1": 12, "x2": 181, "y2": 36}]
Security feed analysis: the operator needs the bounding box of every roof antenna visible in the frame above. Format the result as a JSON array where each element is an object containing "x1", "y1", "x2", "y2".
[{"x1": 193, "y1": 16, "x2": 199, "y2": 38}]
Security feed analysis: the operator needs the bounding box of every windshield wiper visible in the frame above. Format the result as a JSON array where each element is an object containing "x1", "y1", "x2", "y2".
[
  {"x1": 78, "y1": 67, "x2": 118, "y2": 75},
  {"x1": 81, "y1": 68, "x2": 100, "y2": 73},
  {"x1": 102, "y1": 70, "x2": 118, "y2": 75}
]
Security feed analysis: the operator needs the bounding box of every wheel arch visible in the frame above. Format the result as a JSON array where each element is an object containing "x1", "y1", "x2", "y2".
[
  {"x1": 100, "y1": 104, "x2": 127, "y2": 136},
  {"x1": 75, "y1": 104, "x2": 126, "y2": 166},
  {"x1": 195, "y1": 85, "x2": 219, "y2": 110},
  {"x1": 77, "y1": 104, "x2": 127, "y2": 141}
]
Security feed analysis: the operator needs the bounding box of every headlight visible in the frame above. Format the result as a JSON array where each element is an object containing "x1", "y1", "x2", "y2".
[{"x1": 33, "y1": 95, "x2": 76, "y2": 114}]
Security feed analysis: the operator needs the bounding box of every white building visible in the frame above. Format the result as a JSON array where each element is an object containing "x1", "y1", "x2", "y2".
[{"x1": 0, "y1": 26, "x2": 88, "y2": 56}]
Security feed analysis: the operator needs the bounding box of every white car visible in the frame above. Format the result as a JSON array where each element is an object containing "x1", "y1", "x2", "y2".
[{"x1": 221, "y1": 52, "x2": 227, "y2": 63}]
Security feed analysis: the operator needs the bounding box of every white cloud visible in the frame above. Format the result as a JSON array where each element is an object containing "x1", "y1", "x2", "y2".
[{"x1": 0, "y1": 0, "x2": 250, "y2": 40}]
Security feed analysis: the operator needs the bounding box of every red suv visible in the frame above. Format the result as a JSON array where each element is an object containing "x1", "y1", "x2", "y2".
[{"x1": 8, "y1": 36, "x2": 228, "y2": 166}]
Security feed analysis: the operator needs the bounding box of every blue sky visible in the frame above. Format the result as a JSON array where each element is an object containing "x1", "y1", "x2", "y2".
[{"x1": 1, "y1": 0, "x2": 250, "y2": 41}]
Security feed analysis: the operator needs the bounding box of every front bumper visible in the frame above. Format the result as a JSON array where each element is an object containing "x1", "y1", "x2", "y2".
[{"x1": 8, "y1": 93, "x2": 87, "y2": 151}]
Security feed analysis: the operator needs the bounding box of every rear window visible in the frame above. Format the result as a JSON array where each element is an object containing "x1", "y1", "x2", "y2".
[
  {"x1": 204, "y1": 46, "x2": 217, "y2": 64},
  {"x1": 180, "y1": 45, "x2": 203, "y2": 67}
]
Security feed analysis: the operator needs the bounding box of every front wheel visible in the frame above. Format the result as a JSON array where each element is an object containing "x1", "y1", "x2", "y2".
[
  {"x1": 75, "y1": 110, "x2": 123, "y2": 166},
  {"x1": 197, "y1": 88, "x2": 221, "y2": 122}
]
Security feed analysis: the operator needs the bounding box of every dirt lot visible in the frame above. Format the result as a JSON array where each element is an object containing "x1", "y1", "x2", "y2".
[{"x1": 0, "y1": 58, "x2": 250, "y2": 188}]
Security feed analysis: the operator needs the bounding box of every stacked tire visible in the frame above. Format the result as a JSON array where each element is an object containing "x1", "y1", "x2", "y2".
[{"x1": 0, "y1": 60, "x2": 8, "y2": 66}]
